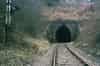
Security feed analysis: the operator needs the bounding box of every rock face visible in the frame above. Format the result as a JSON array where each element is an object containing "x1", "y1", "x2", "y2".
[{"x1": 77, "y1": 19, "x2": 96, "y2": 49}]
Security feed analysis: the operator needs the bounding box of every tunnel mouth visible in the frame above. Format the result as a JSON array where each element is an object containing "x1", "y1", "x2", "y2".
[{"x1": 55, "y1": 24, "x2": 71, "y2": 43}]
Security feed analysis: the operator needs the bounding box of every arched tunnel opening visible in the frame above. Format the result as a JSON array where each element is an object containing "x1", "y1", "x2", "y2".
[{"x1": 55, "y1": 24, "x2": 71, "y2": 43}]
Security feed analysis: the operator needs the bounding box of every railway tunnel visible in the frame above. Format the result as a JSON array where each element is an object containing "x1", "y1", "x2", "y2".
[
  {"x1": 46, "y1": 20, "x2": 80, "y2": 43},
  {"x1": 55, "y1": 24, "x2": 71, "y2": 42}
]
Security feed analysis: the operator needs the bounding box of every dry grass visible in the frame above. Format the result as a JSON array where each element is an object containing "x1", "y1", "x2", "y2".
[
  {"x1": 22, "y1": 37, "x2": 50, "y2": 55},
  {"x1": 0, "y1": 32, "x2": 50, "y2": 66}
]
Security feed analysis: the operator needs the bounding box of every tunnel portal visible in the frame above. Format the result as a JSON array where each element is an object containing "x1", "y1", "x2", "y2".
[
  {"x1": 55, "y1": 24, "x2": 71, "y2": 43},
  {"x1": 46, "y1": 20, "x2": 80, "y2": 43}
]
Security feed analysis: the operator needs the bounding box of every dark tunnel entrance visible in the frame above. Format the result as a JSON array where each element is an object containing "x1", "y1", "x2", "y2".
[{"x1": 55, "y1": 25, "x2": 71, "y2": 43}]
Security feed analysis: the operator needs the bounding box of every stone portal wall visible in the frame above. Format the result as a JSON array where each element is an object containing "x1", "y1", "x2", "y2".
[{"x1": 45, "y1": 20, "x2": 80, "y2": 42}]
